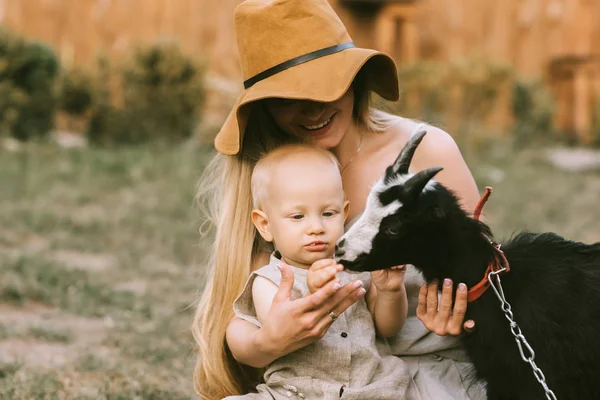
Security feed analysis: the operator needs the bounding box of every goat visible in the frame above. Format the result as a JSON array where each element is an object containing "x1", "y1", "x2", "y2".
[{"x1": 334, "y1": 130, "x2": 600, "y2": 400}]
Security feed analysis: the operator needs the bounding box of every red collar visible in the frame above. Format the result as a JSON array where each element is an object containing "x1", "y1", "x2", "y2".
[{"x1": 467, "y1": 187, "x2": 511, "y2": 303}]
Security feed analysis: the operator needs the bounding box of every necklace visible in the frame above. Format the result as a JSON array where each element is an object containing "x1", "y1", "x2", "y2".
[{"x1": 340, "y1": 135, "x2": 363, "y2": 174}]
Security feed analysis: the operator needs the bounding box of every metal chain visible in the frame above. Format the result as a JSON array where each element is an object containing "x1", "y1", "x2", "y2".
[{"x1": 487, "y1": 269, "x2": 558, "y2": 400}]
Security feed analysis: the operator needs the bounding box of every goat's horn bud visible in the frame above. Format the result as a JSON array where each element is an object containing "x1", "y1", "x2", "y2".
[
  {"x1": 392, "y1": 130, "x2": 427, "y2": 175},
  {"x1": 404, "y1": 166, "x2": 444, "y2": 202}
]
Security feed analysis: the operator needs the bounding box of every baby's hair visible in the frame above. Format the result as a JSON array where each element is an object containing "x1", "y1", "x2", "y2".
[{"x1": 251, "y1": 144, "x2": 340, "y2": 209}]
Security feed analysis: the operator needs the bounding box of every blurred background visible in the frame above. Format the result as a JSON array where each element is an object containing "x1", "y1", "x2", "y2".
[{"x1": 0, "y1": 0, "x2": 599, "y2": 398}]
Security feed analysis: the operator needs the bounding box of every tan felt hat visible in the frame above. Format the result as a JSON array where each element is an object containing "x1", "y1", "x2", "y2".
[{"x1": 214, "y1": 0, "x2": 400, "y2": 155}]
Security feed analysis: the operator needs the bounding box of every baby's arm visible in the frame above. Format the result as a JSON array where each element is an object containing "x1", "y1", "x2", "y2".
[
  {"x1": 366, "y1": 266, "x2": 408, "y2": 338},
  {"x1": 252, "y1": 276, "x2": 279, "y2": 324}
]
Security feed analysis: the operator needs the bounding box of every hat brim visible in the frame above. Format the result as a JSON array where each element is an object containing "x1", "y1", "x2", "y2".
[{"x1": 215, "y1": 48, "x2": 399, "y2": 155}]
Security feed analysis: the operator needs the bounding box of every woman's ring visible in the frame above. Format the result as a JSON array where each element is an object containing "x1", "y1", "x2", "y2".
[{"x1": 328, "y1": 311, "x2": 338, "y2": 321}]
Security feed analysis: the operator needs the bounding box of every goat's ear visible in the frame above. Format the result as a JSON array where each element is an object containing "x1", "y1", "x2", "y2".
[
  {"x1": 403, "y1": 166, "x2": 443, "y2": 204},
  {"x1": 391, "y1": 130, "x2": 427, "y2": 175}
]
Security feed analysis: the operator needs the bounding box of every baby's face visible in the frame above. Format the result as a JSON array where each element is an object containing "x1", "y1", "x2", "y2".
[{"x1": 263, "y1": 158, "x2": 347, "y2": 269}]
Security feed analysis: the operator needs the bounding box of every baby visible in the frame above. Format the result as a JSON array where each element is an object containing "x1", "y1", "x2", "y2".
[{"x1": 228, "y1": 144, "x2": 409, "y2": 399}]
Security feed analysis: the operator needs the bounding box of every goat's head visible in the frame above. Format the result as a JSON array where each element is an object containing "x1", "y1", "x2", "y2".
[{"x1": 334, "y1": 130, "x2": 461, "y2": 276}]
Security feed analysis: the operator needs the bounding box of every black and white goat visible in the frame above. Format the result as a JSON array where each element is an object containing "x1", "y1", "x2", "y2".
[{"x1": 334, "y1": 131, "x2": 600, "y2": 400}]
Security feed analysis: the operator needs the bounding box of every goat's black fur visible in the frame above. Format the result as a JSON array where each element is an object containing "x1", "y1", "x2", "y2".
[{"x1": 337, "y1": 132, "x2": 600, "y2": 399}]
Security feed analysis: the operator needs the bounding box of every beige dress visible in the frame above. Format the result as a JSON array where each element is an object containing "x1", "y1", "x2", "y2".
[
  {"x1": 225, "y1": 254, "x2": 410, "y2": 400},
  {"x1": 345, "y1": 122, "x2": 487, "y2": 400}
]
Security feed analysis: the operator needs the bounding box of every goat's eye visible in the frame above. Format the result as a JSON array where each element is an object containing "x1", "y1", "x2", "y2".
[{"x1": 385, "y1": 226, "x2": 400, "y2": 236}]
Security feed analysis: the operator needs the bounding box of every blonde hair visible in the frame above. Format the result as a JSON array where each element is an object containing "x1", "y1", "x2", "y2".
[
  {"x1": 251, "y1": 144, "x2": 340, "y2": 210},
  {"x1": 192, "y1": 67, "x2": 401, "y2": 399}
]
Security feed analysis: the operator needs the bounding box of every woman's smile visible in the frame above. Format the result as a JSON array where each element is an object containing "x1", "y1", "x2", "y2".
[
  {"x1": 264, "y1": 88, "x2": 354, "y2": 150},
  {"x1": 300, "y1": 113, "x2": 336, "y2": 137}
]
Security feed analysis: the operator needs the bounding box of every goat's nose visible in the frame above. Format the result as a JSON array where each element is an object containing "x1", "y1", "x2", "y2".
[{"x1": 334, "y1": 244, "x2": 345, "y2": 258}]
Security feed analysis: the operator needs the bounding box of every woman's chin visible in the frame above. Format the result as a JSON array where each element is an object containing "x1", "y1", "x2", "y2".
[{"x1": 309, "y1": 133, "x2": 343, "y2": 150}]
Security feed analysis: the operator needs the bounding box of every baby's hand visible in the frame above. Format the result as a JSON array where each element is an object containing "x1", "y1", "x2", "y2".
[
  {"x1": 307, "y1": 259, "x2": 343, "y2": 294},
  {"x1": 371, "y1": 265, "x2": 407, "y2": 293}
]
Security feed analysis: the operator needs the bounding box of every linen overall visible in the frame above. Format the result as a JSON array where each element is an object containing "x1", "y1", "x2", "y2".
[{"x1": 226, "y1": 254, "x2": 410, "y2": 400}]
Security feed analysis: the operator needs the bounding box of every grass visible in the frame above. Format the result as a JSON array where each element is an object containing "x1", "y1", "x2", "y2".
[
  {"x1": 1, "y1": 141, "x2": 211, "y2": 399},
  {"x1": 0, "y1": 322, "x2": 71, "y2": 343},
  {"x1": 465, "y1": 143, "x2": 600, "y2": 243},
  {"x1": 0, "y1": 137, "x2": 598, "y2": 399},
  {"x1": 28, "y1": 325, "x2": 72, "y2": 343},
  {"x1": 0, "y1": 361, "x2": 23, "y2": 379}
]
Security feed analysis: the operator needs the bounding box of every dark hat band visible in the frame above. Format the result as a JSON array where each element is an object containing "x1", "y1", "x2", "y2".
[{"x1": 243, "y1": 42, "x2": 355, "y2": 89}]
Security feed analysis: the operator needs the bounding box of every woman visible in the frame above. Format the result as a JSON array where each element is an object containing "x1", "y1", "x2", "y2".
[{"x1": 193, "y1": 0, "x2": 483, "y2": 398}]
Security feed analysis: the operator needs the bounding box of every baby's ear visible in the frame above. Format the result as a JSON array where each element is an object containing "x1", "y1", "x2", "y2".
[
  {"x1": 251, "y1": 209, "x2": 273, "y2": 242},
  {"x1": 343, "y1": 200, "x2": 350, "y2": 222}
]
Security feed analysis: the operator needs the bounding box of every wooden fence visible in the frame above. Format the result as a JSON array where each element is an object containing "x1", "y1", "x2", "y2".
[
  {"x1": 0, "y1": 0, "x2": 241, "y2": 72},
  {"x1": 336, "y1": 0, "x2": 600, "y2": 141},
  {"x1": 1, "y1": 0, "x2": 599, "y2": 141}
]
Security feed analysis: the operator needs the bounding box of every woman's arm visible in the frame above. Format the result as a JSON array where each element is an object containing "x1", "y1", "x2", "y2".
[
  {"x1": 226, "y1": 317, "x2": 272, "y2": 368},
  {"x1": 226, "y1": 261, "x2": 366, "y2": 368}
]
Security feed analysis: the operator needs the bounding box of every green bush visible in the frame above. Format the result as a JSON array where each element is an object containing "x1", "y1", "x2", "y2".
[
  {"x1": 0, "y1": 30, "x2": 205, "y2": 145},
  {"x1": 383, "y1": 57, "x2": 565, "y2": 148},
  {"x1": 57, "y1": 68, "x2": 95, "y2": 116},
  {"x1": 0, "y1": 81, "x2": 27, "y2": 137},
  {"x1": 383, "y1": 56, "x2": 512, "y2": 135},
  {"x1": 0, "y1": 28, "x2": 59, "y2": 140},
  {"x1": 512, "y1": 78, "x2": 555, "y2": 146},
  {"x1": 85, "y1": 56, "x2": 125, "y2": 145},
  {"x1": 450, "y1": 57, "x2": 512, "y2": 123},
  {"x1": 390, "y1": 61, "x2": 448, "y2": 126},
  {"x1": 123, "y1": 42, "x2": 205, "y2": 143},
  {"x1": 88, "y1": 42, "x2": 205, "y2": 145}
]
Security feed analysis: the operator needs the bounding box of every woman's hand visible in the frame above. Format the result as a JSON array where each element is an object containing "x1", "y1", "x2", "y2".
[
  {"x1": 416, "y1": 279, "x2": 476, "y2": 336},
  {"x1": 234, "y1": 260, "x2": 366, "y2": 367}
]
